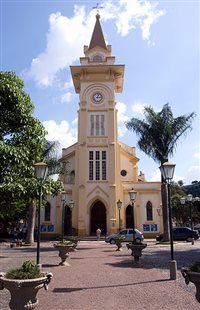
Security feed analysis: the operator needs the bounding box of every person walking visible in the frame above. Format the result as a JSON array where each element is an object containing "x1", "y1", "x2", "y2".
[{"x1": 96, "y1": 228, "x2": 101, "y2": 241}]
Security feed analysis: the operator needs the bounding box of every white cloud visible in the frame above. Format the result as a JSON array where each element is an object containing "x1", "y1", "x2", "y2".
[
  {"x1": 186, "y1": 165, "x2": 200, "y2": 183},
  {"x1": 25, "y1": 1, "x2": 165, "y2": 87},
  {"x1": 105, "y1": 0, "x2": 165, "y2": 42},
  {"x1": 148, "y1": 165, "x2": 200, "y2": 185},
  {"x1": 116, "y1": 101, "x2": 153, "y2": 137},
  {"x1": 62, "y1": 79, "x2": 74, "y2": 91},
  {"x1": 116, "y1": 101, "x2": 128, "y2": 122},
  {"x1": 131, "y1": 102, "x2": 147, "y2": 115},
  {"x1": 149, "y1": 169, "x2": 160, "y2": 182},
  {"x1": 25, "y1": 6, "x2": 93, "y2": 86},
  {"x1": 148, "y1": 168, "x2": 185, "y2": 183},
  {"x1": 61, "y1": 92, "x2": 73, "y2": 103},
  {"x1": 116, "y1": 101, "x2": 129, "y2": 137},
  {"x1": 72, "y1": 117, "x2": 78, "y2": 126},
  {"x1": 43, "y1": 120, "x2": 77, "y2": 152},
  {"x1": 194, "y1": 152, "x2": 200, "y2": 158}
]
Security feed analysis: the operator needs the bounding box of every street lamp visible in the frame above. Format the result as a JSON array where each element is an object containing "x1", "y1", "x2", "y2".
[
  {"x1": 180, "y1": 194, "x2": 194, "y2": 244},
  {"x1": 180, "y1": 196, "x2": 186, "y2": 227},
  {"x1": 180, "y1": 194, "x2": 193, "y2": 228},
  {"x1": 34, "y1": 162, "x2": 48, "y2": 267},
  {"x1": 187, "y1": 194, "x2": 193, "y2": 230},
  {"x1": 69, "y1": 200, "x2": 75, "y2": 235},
  {"x1": 159, "y1": 161, "x2": 177, "y2": 280},
  {"x1": 117, "y1": 199, "x2": 122, "y2": 232},
  {"x1": 128, "y1": 189, "x2": 137, "y2": 243},
  {"x1": 61, "y1": 191, "x2": 67, "y2": 242}
]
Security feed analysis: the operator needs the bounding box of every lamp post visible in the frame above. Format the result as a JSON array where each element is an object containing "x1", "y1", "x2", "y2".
[
  {"x1": 69, "y1": 200, "x2": 75, "y2": 235},
  {"x1": 180, "y1": 196, "x2": 186, "y2": 227},
  {"x1": 117, "y1": 199, "x2": 122, "y2": 232},
  {"x1": 187, "y1": 194, "x2": 193, "y2": 230},
  {"x1": 61, "y1": 191, "x2": 67, "y2": 242},
  {"x1": 180, "y1": 195, "x2": 193, "y2": 228},
  {"x1": 180, "y1": 194, "x2": 194, "y2": 244},
  {"x1": 34, "y1": 162, "x2": 48, "y2": 267},
  {"x1": 128, "y1": 189, "x2": 137, "y2": 243},
  {"x1": 159, "y1": 161, "x2": 177, "y2": 280}
]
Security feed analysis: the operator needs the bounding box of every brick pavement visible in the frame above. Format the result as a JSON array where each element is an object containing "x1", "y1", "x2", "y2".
[{"x1": 0, "y1": 240, "x2": 200, "y2": 309}]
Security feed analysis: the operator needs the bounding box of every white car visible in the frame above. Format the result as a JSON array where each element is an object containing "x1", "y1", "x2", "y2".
[{"x1": 105, "y1": 228, "x2": 144, "y2": 244}]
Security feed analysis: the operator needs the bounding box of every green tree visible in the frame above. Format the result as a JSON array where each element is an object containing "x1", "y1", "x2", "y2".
[
  {"x1": 0, "y1": 72, "x2": 63, "y2": 243},
  {"x1": 0, "y1": 71, "x2": 46, "y2": 220},
  {"x1": 125, "y1": 103, "x2": 195, "y2": 241},
  {"x1": 171, "y1": 182, "x2": 187, "y2": 225},
  {"x1": 171, "y1": 182, "x2": 200, "y2": 227}
]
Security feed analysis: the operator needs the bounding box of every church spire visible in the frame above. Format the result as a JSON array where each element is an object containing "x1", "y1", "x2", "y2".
[{"x1": 88, "y1": 14, "x2": 107, "y2": 50}]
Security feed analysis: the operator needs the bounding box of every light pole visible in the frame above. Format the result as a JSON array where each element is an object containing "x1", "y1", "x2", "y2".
[
  {"x1": 180, "y1": 196, "x2": 186, "y2": 226},
  {"x1": 69, "y1": 200, "x2": 75, "y2": 235},
  {"x1": 117, "y1": 199, "x2": 122, "y2": 232},
  {"x1": 180, "y1": 194, "x2": 194, "y2": 244},
  {"x1": 34, "y1": 162, "x2": 48, "y2": 267},
  {"x1": 61, "y1": 191, "x2": 67, "y2": 242},
  {"x1": 159, "y1": 161, "x2": 177, "y2": 280},
  {"x1": 187, "y1": 194, "x2": 193, "y2": 230},
  {"x1": 128, "y1": 189, "x2": 137, "y2": 243}
]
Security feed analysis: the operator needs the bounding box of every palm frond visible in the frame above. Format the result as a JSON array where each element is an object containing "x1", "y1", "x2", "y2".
[{"x1": 125, "y1": 103, "x2": 195, "y2": 164}]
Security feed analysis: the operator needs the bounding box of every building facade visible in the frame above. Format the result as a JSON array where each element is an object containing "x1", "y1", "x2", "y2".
[{"x1": 42, "y1": 14, "x2": 163, "y2": 238}]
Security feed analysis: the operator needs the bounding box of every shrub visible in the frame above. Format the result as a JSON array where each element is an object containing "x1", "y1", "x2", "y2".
[
  {"x1": 5, "y1": 260, "x2": 43, "y2": 279},
  {"x1": 189, "y1": 261, "x2": 200, "y2": 273}
]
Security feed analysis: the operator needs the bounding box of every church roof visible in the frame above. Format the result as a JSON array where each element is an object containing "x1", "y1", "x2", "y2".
[{"x1": 88, "y1": 14, "x2": 107, "y2": 50}]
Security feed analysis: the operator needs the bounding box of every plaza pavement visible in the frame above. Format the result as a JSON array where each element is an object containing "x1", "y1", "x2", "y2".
[{"x1": 0, "y1": 239, "x2": 200, "y2": 310}]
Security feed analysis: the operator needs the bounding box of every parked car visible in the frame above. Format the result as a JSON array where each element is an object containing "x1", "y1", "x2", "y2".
[
  {"x1": 194, "y1": 224, "x2": 200, "y2": 234},
  {"x1": 105, "y1": 228, "x2": 144, "y2": 244},
  {"x1": 156, "y1": 227, "x2": 199, "y2": 242}
]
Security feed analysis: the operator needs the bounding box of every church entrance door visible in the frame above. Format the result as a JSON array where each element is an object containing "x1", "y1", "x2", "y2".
[
  {"x1": 126, "y1": 205, "x2": 133, "y2": 228},
  {"x1": 90, "y1": 201, "x2": 106, "y2": 235},
  {"x1": 64, "y1": 206, "x2": 72, "y2": 235}
]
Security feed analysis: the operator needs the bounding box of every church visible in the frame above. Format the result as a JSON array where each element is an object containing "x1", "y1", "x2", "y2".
[{"x1": 42, "y1": 14, "x2": 163, "y2": 238}]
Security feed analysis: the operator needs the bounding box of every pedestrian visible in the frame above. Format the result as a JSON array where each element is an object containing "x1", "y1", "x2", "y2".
[{"x1": 96, "y1": 228, "x2": 101, "y2": 241}]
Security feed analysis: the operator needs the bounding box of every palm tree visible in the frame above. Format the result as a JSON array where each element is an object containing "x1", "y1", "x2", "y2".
[
  {"x1": 125, "y1": 103, "x2": 195, "y2": 241},
  {"x1": 25, "y1": 140, "x2": 61, "y2": 244},
  {"x1": 41, "y1": 140, "x2": 61, "y2": 176}
]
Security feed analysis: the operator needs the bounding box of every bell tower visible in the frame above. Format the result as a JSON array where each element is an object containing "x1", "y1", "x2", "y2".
[{"x1": 70, "y1": 14, "x2": 124, "y2": 235}]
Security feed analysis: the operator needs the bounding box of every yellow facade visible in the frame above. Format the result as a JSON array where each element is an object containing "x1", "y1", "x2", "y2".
[{"x1": 42, "y1": 15, "x2": 163, "y2": 238}]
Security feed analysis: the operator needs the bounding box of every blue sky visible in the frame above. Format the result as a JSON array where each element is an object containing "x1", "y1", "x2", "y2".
[{"x1": 1, "y1": 0, "x2": 199, "y2": 185}]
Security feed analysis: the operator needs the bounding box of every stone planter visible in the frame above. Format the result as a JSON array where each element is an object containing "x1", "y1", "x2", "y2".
[
  {"x1": 126, "y1": 242, "x2": 147, "y2": 261},
  {"x1": 66, "y1": 237, "x2": 80, "y2": 251},
  {"x1": 0, "y1": 272, "x2": 52, "y2": 310},
  {"x1": 181, "y1": 268, "x2": 200, "y2": 303},
  {"x1": 114, "y1": 238, "x2": 124, "y2": 251},
  {"x1": 53, "y1": 243, "x2": 75, "y2": 266}
]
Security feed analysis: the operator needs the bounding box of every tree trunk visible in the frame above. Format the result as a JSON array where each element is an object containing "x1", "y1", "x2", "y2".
[
  {"x1": 161, "y1": 181, "x2": 169, "y2": 241},
  {"x1": 25, "y1": 199, "x2": 36, "y2": 244}
]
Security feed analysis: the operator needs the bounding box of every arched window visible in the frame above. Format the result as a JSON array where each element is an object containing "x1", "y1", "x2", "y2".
[
  {"x1": 70, "y1": 170, "x2": 75, "y2": 183},
  {"x1": 146, "y1": 201, "x2": 153, "y2": 221},
  {"x1": 44, "y1": 202, "x2": 51, "y2": 221}
]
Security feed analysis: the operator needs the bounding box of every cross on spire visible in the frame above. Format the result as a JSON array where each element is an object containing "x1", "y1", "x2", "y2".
[{"x1": 92, "y1": 3, "x2": 103, "y2": 15}]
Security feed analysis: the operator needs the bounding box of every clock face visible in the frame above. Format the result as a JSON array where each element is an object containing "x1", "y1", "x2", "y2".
[{"x1": 93, "y1": 92, "x2": 103, "y2": 103}]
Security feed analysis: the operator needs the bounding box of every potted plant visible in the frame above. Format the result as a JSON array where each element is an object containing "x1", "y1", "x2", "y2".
[
  {"x1": 65, "y1": 236, "x2": 81, "y2": 251},
  {"x1": 181, "y1": 261, "x2": 200, "y2": 303},
  {"x1": 113, "y1": 235, "x2": 125, "y2": 251},
  {"x1": 0, "y1": 260, "x2": 52, "y2": 310},
  {"x1": 53, "y1": 240, "x2": 75, "y2": 266}
]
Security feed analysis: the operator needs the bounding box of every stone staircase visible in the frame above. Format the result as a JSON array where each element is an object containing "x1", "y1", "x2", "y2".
[{"x1": 79, "y1": 235, "x2": 106, "y2": 241}]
